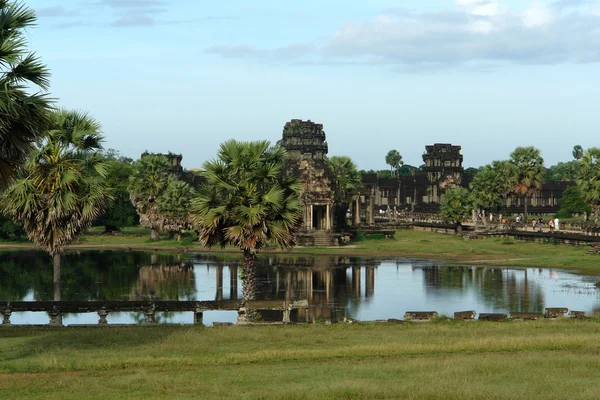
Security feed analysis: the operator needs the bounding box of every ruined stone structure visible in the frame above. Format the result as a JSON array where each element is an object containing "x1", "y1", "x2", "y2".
[
  {"x1": 422, "y1": 144, "x2": 464, "y2": 204},
  {"x1": 363, "y1": 143, "x2": 569, "y2": 216},
  {"x1": 141, "y1": 152, "x2": 205, "y2": 187},
  {"x1": 278, "y1": 120, "x2": 335, "y2": 246}
]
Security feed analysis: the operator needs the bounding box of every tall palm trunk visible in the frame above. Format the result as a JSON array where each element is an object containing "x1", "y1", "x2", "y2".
[
  {"x1": 53, "y1": 253, "x2": 61, "y2": 301},
  {"x1": 242, "y1": 249, "x2": 257, "y2": 301},
  {"x1": 523, "y1": 195, "x2": 528, "y2": 223}
]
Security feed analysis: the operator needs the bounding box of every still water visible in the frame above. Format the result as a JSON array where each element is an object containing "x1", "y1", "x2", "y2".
[{"x1": 1, "y1": 250, "x2": 598, "y2": 325}]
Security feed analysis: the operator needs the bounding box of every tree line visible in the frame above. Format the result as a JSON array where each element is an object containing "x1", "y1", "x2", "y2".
[{"x1": 439, "y1": 145, "x2": 600, "y2": 224}]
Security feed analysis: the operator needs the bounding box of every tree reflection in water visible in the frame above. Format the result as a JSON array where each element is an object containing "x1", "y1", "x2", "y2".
[{"x1": 421, "y1": 266, "x2": 545, "y2": 313}]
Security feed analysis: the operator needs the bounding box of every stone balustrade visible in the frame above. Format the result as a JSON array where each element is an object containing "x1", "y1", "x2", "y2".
[
  {"x1": 0, "y1": 303, "x2": 593, "y2": 326},
  {"x1": 0, "y1": 300, "x2": 309, "y2": 326}
]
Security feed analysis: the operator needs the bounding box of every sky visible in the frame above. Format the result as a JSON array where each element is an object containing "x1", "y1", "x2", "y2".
[{"x1": 26, "y1": 0, "x2": 600, "y2": 170}]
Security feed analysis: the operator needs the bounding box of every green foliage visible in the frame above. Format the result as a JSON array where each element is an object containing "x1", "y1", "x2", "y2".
[
  {"x1": 0, "y1": 0, "x2": 53, "y2": 188},
  {"x1": 385, "y1": 149, "x2": 403, "y2": 176},
  {"x1": 573, "y1": 145, "x2": 584, "y2": 160},
  {"x1": 0, "y1": 214, "x2": 25, "y2": 241},
  {"x1": 191, "y1": 140, "x2": 302, "y2": 253},
  {"x1": 397, "y1": 164, "x2": 420, "y2": 176},
  {"x1": 94, "y1": 150, "x2": 139, "y2": 231},
  {"x1": 129, "y1": 154, "x2": 190, "y2": 239},
  {"x1": 440, "y1": 187, "x2": 471, "y2": 223},
  {"x1": 0, "y1": 109, "x2": 112, "y2": 256},
  {"x1": 510, "y1": 146, "x2": 545, "y2": 197},
  {"x1": 326, "y1": 156, "x2": 362, "y2": 203},
  {"x1": 468, "y1": 164, "x2": 506, "y2": 212},
  {"x1": 546, "y1": 161, "x2": 579, "y2": 182},
  {"x1": 576, "y1": 147, "x2": 600, "y2": 216},
  {"x1": 557, "y1": 186, "x2": 591, "y2": 218}
]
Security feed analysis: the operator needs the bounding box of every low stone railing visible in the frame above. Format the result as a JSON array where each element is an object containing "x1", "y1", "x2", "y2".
[
  {"x1": 402, "y1": 307, "x2": 585, "y2": 321},
  {"x1": 0, "y1": 300, "x2": 309, "y2": 326}
]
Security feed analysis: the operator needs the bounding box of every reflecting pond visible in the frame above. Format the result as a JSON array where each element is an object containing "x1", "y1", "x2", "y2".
[{"x1": 1, "y1": 250, "x2": 599, "y2": 325}]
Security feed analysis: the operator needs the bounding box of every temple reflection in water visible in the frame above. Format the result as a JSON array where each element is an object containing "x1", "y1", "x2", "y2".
[{"x1": 1, "y1": 250, "x2": 598, "y2": 324}]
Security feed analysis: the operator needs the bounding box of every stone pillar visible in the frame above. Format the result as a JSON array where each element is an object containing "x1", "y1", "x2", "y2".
[
  {"x1": 283, "y1": 306, "x2": 291, "y2": 323},
  {"x1": 307, "y1": 269, "x2": 313, "y2": 302},
  {"x1": 229, "y1": 266, "x2": 238, "y2": 300},
  {"x1": 194, "y1": 309, "x2": 204, "y2": 325},
  {"x1": 48, "y1": 307, "x2": 63, "y2": 326},
  {"x1": 216, "y1": 265, "x2": 223, "y2": 301},
  {"x1": 2, "y1": 308, "x2": 12, "y2": 325},
  {"x1": 366, "y1": 267, "x2": 375, "y2": 298},
  {"x1": 143, "y1": 304, "x2": 156, "y2": 324},
  {"x1": 286, "y1": 270, "x2": 292, "y2": 302},
  {"x1": 326, "y1": 204, "x2": 330, "y2": 230},
  {"x1": 366, "y1": 194, "x2": 375, "y2": 225},
  {"x1": 97, "y1": 308, "x2": 109, "y2": 325},
  {"x1": 353, "y1": 197, "x2": 361, "y2": 226},
  {"x1": 325, "y1": 269, "x2": 332, "y2": 303},
  {"x1": 352, "y1": 267, "x2": 361, "y2": 299}
]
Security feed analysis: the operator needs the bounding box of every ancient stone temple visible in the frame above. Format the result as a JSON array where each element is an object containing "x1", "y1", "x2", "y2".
[
  {"x1": 278, "y1": 120, "x2": 335, "y2": 246},
  {"x1": 422, "y1": 144, "x2": 464, "y2": 205}
]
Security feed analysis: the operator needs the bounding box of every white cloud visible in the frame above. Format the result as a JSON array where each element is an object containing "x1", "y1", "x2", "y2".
[
  {"x1": 522, "y1": 2, "x2": 556, "y2": 28},
  {"x1": 456, "y1": 0, "x2": 503, "y2": 16},
  {"x1": 206, "y1": 1, "x2": 600, "y2": 69}
]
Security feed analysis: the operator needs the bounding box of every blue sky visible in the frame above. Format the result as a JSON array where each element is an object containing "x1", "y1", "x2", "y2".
[{"x1": 27, "y1": 0, "x2": 600, "y2": 169}]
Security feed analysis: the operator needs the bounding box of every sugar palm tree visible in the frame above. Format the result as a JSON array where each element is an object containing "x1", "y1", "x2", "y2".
[
  {"x1": 156, "y1": 177, "x2": 195, "y2": 239},
  {"x1": 191, "y1": 140, "x2": 302, "y2": 300},
  {"x1": 0, "y1": 0, "x2": 53, "y2": 188},
  {"x1": 385, "y1": 150, "x2": 403, "y2": 177},
  {"x1": 0, "y1": 110, "x2": 112, "y2": 302},
  {"x1": 509, "y1": 147, "x2": 545, "y2": 222},
  {"x1": 326, "y1": 156, "x2": 362, "y2": 228},
  {"x1": 128, "y1": 155, "x2": 172, "y2": 241}
]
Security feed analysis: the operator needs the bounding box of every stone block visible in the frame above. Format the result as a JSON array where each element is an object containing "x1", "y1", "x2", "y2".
[
  {"x1": 478, "y1": 313, "x2": 508, "y2": 321},
  {"x1": 510, "y1": 312, "x2": 543, "y2": 321},
  {"x1": 569, "y1": 311, "x2": 586, "y2": 319},
  {"x1": 545, "y1": 307, "x2": 568, "y2": 318},
  {"x1": 454, "y1": 310, "x2": 476, "y2": 320},
  {"x1": 404, "y1": 311, "x2": 438, "y2": 321}
]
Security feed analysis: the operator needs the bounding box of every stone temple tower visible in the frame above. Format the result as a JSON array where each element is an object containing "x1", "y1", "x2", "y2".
[
  {"x1": 422, "y1": 143, "x2": 464, "y2": 204},
  {"x1": 278, "y1": 120, "x2": 335, "y2": 246}
]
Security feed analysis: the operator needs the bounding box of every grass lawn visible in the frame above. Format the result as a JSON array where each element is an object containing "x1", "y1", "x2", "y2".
[{"x1": 2, "y1": 320, "x2": 600, "y2": 399}]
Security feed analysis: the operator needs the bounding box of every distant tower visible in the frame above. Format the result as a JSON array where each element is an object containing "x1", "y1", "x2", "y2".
[
  {"x1": 422, "y1": 144, "x2": 464, "y2": 204},
  {"x1": 278, "y1": 120, "x2": 334, "y2": 243}
]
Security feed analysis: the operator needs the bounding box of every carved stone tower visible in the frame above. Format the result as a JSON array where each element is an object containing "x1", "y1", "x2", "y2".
[
  {"x1": 278, "y1": 120, "x2": 335, "y2": 245},
  {"x1": 422, "y1": 144, "x2": 464, "y2": 204}
]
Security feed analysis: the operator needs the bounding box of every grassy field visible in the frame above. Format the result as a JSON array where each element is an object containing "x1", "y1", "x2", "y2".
[
  {"x1": 2, "y1": 320, "x2": 600, "y2": 399},
  {"x1": 2, "y1": 227, "x2": 600, "y2": 275}
]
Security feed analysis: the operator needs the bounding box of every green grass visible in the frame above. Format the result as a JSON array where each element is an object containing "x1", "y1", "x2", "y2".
[{"x1": 2, "y1": 320, "x2": 600, "y2": 399}]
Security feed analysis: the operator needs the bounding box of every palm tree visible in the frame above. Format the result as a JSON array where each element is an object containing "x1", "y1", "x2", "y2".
[
  {"x1": 156, "y1": 177, "x2": 195, "y2": 239},
  {"x1": 0, "y1": 1, "x2": 53, "y2": 188},
  {"x1": 128, "y1": 155, "x2": 172, "y2": 241},
  {"x1": 385, "y1": 150, "x2": 403, "y2": 177},
  {"x1": 509, "y1": 147, "x2": 545, "y2": 222},
  {"x1": 576, "y1": 147, "x2": 600, "y2": 222},
  {"x1": 0, "y1": 110, "x2": 112, "y2": 302},
  {"x1": 190, "y1": 140, "x2": 302, "y2": 301},
  {"x1": 326, "y1": 156, "x2": 362, "y2": 228}
]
